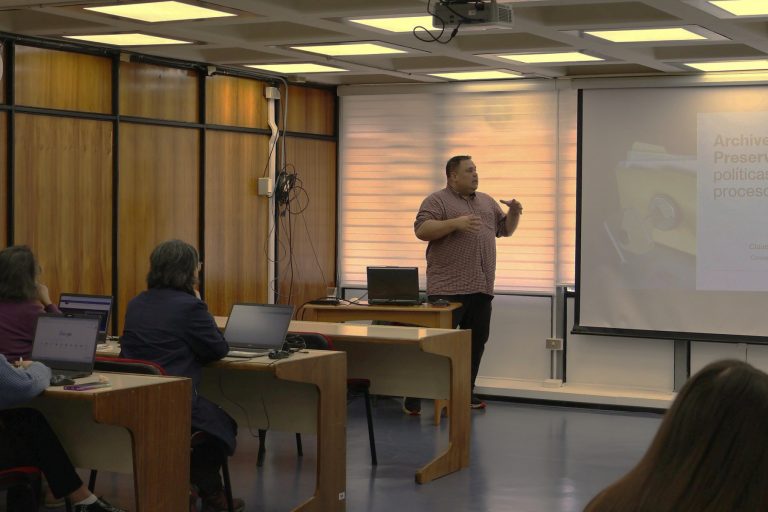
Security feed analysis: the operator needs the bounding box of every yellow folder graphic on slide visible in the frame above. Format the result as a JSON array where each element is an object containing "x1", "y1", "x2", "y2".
[{"x1": 615, "y1": 143, "x2": 697, "y2": 256}]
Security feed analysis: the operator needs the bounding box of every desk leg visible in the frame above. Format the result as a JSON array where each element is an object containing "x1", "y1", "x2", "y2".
[
  {"x1": 416, "y1": 331, "x2": 471, "y2": 484},
  {"x1": 276, "y1": 354, "x2": 347, "y2": 512},
  {"x1": 93, "y1": 380, "x2": 191, "y2": 511}
]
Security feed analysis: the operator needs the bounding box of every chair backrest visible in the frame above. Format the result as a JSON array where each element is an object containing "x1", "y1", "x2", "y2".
[
  {"x1": 94, "y1": 357, "x2": 165, "y2": 375},
  {"x1": 290, "y1": 332, "x2": 334, "y2": 350}
]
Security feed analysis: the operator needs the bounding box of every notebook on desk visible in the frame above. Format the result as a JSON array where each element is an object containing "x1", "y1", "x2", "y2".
[
  {"x1": 58, "y1": 293, "x2": 113, "y2": 342},
  {"x1": 367, "y1": 266, "x2": 422, "y2": 305},
  {"x1": 224, "y1": 303, "x2": 294, "y2": 357},
  {"x1": 31, "y1": 313, "x2": 100, "y2": 379}
]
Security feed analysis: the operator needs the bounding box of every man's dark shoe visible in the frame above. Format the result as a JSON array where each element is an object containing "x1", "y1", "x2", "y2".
[
  {"x1": 470, "y1": 394, "x2": 487, "y2": 410},
  {"x1": 201, "y1": 489, "x2": 245, "y2": 512},
  {"x1": 402, "y1": 396, "x2": 421, "y2": 415},
  {"x1": 73, "y1": 497, "x2": 126, "y2": 512}
]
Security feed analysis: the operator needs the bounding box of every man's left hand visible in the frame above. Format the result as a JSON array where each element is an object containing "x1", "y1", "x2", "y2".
[{"x1": 500, "y1": 199, "x2": 523, "y2": 216}]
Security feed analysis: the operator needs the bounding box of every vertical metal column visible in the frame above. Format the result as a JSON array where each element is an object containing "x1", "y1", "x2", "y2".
[{"x1": 673, "y1": 339, "x2": 690, "y2": 391}]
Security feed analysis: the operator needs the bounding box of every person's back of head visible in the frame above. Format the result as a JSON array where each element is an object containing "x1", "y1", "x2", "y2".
[
  {"x1": 585, "y1": 359, "x2": 768, "y2": 512},
  {"x1": 0, "y1": 245, "x2": 38, "y2": 301},
  {"x1": 146, "y1": 239, "x2": 199, "y2": 296}
]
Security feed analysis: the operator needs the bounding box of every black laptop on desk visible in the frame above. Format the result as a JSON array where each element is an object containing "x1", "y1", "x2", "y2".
[
  {"x1": 31, "y1": 314, "x2": 100, "y2": 379},
  {"x1": 224, "y1": 304, "x2": 295, "y2": 357},
  {"x1": 58, "y1": 293, "x2": 113, "y2": 342},
  {"x1": 367, "y1": 266, "x2": 422, "y2": 305}
]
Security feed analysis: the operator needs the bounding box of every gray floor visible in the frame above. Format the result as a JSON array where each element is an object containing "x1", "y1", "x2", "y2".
[{"x1": 6, "y1": 398, "x2": 662, "y2": 512}]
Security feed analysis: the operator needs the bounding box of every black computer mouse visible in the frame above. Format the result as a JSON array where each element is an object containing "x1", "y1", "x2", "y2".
[
  {"x1": 49, "y1": 374, "x2": 75, "y2": 387},
  {"x1": 431, "y1": 299, "x2": 450, "y2": 307}
]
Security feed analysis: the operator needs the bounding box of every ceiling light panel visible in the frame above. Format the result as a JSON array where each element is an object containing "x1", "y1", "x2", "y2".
[
  {"x1": 64, "y1": 33, "x2": 192, "y2": 45},
  {"x1": 246, "y1": 63, "x2": 347, "y2": 73},
  {"x1": 496, "y1": 52, "x2": 604, "y2": 63},
  {"x1": 290, "y1": 42, "x2": 407, "y2": 56},
  {"x1": 586, "y1": 27, "x2": 708, "y2": 43},
  {"x1": 85, "y1": 1, "x2": 236, "y2": 23},
  {"x1": 428, "y1": 70, "x2": 522, "y2": 80},
  {"x1": 709, "y1": 0, "x2": 768, "y2": 16},
  {"x1": 348, "y1": 16, "x2": 435, "y2": 33},
  {"x1": 683, "y1": 59, "x2": 768, "y2": 71}
]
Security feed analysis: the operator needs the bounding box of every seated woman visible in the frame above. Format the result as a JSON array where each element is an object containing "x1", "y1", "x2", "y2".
[
  {"x1": 0, "y1": 354, "x2": 125, "y2": 512},
  {"x1": 120, "y1": 239, "x2": 243, "y2": 512},
  {"x1": 584, "y1": 359, "x2": 768, "y2": 512},
  {"x1": 0, "y1": 246, "x2": 60, "y2": 360}
]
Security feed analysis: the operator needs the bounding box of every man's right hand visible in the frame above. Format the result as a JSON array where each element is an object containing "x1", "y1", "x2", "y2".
[{"x1": 453, "y1": 215, "x2": 482, "y2": 233}]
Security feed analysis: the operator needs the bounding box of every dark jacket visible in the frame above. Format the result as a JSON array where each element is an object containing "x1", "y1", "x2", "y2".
[{"x1": 120, "y1": 288, "x2": 236, "y2": 453}]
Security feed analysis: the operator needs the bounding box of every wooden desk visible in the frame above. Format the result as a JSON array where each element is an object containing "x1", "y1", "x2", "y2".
[
  {"x1": 299, "y1": 303, "x2": 460, "y2": 424},
  {"x1": 200, "y1": 350, "x2": 347, "y2": 512},
  {"x1": 291, "y1": 320, "x2": 470, "y2": 485},
  {"x1": 301, "y1": 302, "x2": 460, "y2": 329},
  {"x1": 28, "y1": 373, "x2": 191, "y2": 511}
]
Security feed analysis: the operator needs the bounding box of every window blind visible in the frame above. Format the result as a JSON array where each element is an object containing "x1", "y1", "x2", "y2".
[{"x1": 339, "y1": 85, "x2": 577, "y2": 293}]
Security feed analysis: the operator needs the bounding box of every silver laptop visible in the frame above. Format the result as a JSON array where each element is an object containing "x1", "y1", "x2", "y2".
[
  {"x1": 224, "y1": 304, "x2": 295, "y2": 356},
  {"x1": 31, "y1": 314, "x2": 100, "y2": 378},
  {"x1": 58, "y1": 293, "x2": 113, "y2": 342}
]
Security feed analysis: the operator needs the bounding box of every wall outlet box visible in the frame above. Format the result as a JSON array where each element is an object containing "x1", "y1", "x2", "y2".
[
  {"x1": 258, "y1": 177, "x2": 273, "y2": 196},
  {"x1": 545, "y1": 337, "x2": 563, "y2": 350},
  {"x1": 543, "y1": 378, "x2": 563, "y2": 388},
  {"x1": 265, "y1": 87, "x2": 281, "y2": 100}
]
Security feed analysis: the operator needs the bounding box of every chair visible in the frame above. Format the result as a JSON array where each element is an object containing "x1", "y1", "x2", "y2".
[
  {"x1": 257, "y1": 333, "x2": 378, "y2": 466},
  {"x1": 92, "y1": 357, "x2": 236, "y2": 512},
  {"x1": 0, "y1": 466, "x2": 45, "y2": 512}
]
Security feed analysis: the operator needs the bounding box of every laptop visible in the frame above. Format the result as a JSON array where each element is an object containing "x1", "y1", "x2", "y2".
[
  {"x1": 58, "y1": 293, "x2": 113, "y2": 342},
  {"x1": 31, "y1": 313, "x2": 100, "y2": 379},
  {"x1": 224, "y1": 304, "x2": 295, "y2": 357},
  {"x1": 367, "y1": 266, "x2": 421, "y2": 305}
]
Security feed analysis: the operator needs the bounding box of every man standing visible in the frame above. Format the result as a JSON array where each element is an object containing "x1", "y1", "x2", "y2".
[{"x1": 409, "y1": 155, "x2": 522, "y2": 413}]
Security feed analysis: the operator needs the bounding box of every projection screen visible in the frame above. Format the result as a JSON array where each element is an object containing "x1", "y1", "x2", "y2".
[{"x1": 577, "y1": 85, "x2": 768, "y2": 342}]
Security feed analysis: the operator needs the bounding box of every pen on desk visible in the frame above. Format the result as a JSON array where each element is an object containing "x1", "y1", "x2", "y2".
[{"x1": 63, "y1": 382, "x2": 112, "y2": 391}]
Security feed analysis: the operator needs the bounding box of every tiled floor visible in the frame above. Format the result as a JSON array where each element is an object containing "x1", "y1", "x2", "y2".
[{"x1": 4, "y1": 397, "x2": 663, "y2": 512}]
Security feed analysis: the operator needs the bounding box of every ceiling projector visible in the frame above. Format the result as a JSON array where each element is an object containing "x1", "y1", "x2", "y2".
[{"x1": 433, "y1": 0, "x2": 514, "y2": 29}]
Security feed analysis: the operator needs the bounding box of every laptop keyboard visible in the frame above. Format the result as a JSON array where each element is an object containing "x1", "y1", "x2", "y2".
[{"x1": 227, "y1": 350, "x2": 269, "y2": 358}]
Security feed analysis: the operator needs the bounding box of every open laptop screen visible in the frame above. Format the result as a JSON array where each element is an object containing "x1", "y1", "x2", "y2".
[
  {"x1": 58, "y1": 293, "x2": 113, "y2": 339},
  {"x1": 224, "y1": 304, "x2": 294, "y2": 351},
  {"x1": 367, "y1": 266, "x2": 420, "y2": 304},
  {"x1": 31, "y1": 314, "x2": 99, "y2": 374}
]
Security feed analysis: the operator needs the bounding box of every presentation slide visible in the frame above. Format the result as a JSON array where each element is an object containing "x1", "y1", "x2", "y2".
[{"x1": 578, "y1": 86, "x2": 768, "y2": 339}]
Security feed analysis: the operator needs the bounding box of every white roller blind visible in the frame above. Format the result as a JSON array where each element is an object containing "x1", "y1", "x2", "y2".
[{"x1": 339, "y1": 84, "x2": 577, "y2": 293}]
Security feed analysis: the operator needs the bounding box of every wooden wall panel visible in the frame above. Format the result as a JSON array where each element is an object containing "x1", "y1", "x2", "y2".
[
  {"x1": 0, "y1": 112, "x2": 6, "y2": 245},
  {"x1": 0, "y1": 44, "x2": 6, "y2": 104},
  {"x1": 278, "y1": 138, "x2": 337, "y2": 309},
  {"x1": 13, "y1": 114, "x2": 113, "y2": 304},
  {"x1": 118, "y1": 123, "x2": 199, "y2": 329},
  {"x1": 120, "y1": 62, "x2": 198, "y2": 122},
  {"x1": 206, "y1": 75, "x2": 267, "y2": 129},
  {"x1": 204, "y1": 131, "x2": 270, "y2": 316},
  {"x1": 286, "y1": 86, "x2": 335, "y2": 136},
  {"x1": 15, "y1": 46, "x2": 111, "y2": 113}
]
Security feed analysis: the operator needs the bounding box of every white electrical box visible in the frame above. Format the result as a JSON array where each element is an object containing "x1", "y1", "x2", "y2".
[
  {"x1": 265, "y1": 87, "x2": 280, "y2": 100},
  {"x1": 258, "y1": 177, "x2": 273, "y2": 196}
]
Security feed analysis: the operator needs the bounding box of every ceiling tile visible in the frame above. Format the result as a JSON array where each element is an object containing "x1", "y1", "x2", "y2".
[
  {"x1": 653, "y1": 43, "x2": 767, "y2": 60},
  {"x1": 455, "y1": 32, "x2": 566, "y2": 52},
  {"x1": 516, "y1": 2, "x2": 681, "y2": 27},
  {"x1": 561, "y1": 62, "x2": 662, "y2": 76},
  {"x1": 0, "y1": 10, "x2": 109, "y2": 32},
  {"x1": 195, "y1": 21, "x2": 346, "y2": 41},
  {"x1": 391, "y1": 55, "x2": 482, "y2": 70}
]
